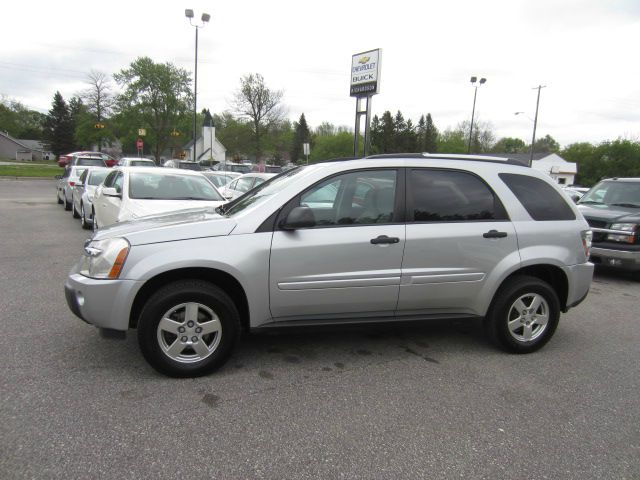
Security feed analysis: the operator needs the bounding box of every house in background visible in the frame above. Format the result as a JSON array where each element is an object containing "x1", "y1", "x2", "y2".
[
  {"x1": 490, "y1": 152, "x2": 577, "y2": 185},
  {"x1": 182, "y1": 111, "x2": 226, "y2": 164},
  {"x1": 0, "y1": 131, "x2": 53, "y2": 161}
]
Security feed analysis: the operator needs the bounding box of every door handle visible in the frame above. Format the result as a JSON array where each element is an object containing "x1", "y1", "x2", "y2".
[
  {"x1": 371, "y1": 235, "x2": 400, "y2": 245},
  {"x1": 483, "y1": 230, "x2": 508, "y2": 239}
]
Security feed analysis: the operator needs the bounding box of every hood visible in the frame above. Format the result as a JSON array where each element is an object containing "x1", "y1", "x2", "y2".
[
  {"x1": 123, "y1": 198, "x2": 225, "y2": 219},
  {"x1": 92, "y1": 207, "x2": 236, "y2": 246},
  {"x1": 577, "y1": 204, "x2": 640, "y2": 224}
]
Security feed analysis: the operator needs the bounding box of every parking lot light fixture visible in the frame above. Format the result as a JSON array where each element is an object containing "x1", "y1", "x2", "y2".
[
  {"x1": 185, "y1": 9, "x2": 210, "y2": 163},
  {"x1": 468, "y1": 76, "x2": 487, "y2": 154}
]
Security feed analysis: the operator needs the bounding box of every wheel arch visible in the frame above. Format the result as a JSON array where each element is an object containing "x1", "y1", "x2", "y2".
[
  {"x1": 496, "y1": 264, "x2": 569, "y2": 312},
  {"x1": 129, "y1": 267, "x2": 250, "y2": 332}
]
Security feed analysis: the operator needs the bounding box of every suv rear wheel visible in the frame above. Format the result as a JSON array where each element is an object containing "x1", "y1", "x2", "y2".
[
  {"x1": 137, "y1": 280, "x2": 240, "y2": 377},
  {"x1": 485, "y1": 275, "x2": 560, "y2": 353}
]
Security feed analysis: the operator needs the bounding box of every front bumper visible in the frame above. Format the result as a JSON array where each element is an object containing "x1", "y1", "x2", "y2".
[
  {"x1": 64, "y1": 272, "x2": 143, "y2": 332},
  {"x1": 590, "y1": 246, "x2": 640, "y2": 272}
]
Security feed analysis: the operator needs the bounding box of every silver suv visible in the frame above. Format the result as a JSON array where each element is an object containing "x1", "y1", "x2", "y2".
[{"x1": 65, "y1": 154, "x2": 594, "y2": 377}]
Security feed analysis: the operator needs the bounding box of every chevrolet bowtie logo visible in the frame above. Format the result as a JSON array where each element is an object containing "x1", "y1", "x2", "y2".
[{"x1": 359, "y1": 56, "x2": 370, "y2": 64}]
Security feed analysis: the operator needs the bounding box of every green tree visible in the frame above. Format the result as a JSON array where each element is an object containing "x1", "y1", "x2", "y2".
[
  {"x1": 309, "y1": 131, "x2": 356, "y2": 161},
  {"x1": 379, "y1": 111, "x2": 395, "y2": 153},
  {"x1": 438, "y1": 127, "x2": 468, "y2": 153},
  {"x1": 0, "y1": 97, "x2": 46, "y2": 139},
  {"x1": 213, "y1": 112, "x2": 253, "y2": 160},
  {"x1": 424, "y1": 113, "x2": 438, "y2": 153},
  {"x1": 492, "y1": 137, "x2": 527, "y2": 154},
  {"x1": 532, "y1": 134, "x2": 560, "y2": 154},
  {"x1": 232, "y1": 73, "x2": 285, "y2": 161},
  {"x1": 114, "y1": 57, "x2": 192, "y2": 162},
  {"x1": 44, "y1": 91, "x2": 75, "y2": 156},
  {"x1": 291, "y1": 113, "x2": 311, "y2": 163}
]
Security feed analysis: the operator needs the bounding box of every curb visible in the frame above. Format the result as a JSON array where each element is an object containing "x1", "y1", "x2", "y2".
[{"x1": 0, "y1": 176, "x2": 56, "y2": 181}]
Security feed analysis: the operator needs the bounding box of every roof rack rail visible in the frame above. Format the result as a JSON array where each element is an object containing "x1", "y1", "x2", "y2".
[{"x1": 365, "y1": 153, "x2": 524, "y2": 166}]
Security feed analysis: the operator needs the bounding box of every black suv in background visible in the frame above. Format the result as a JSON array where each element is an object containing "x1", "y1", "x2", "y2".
[{"x1": 578, "y1": 178, "x2": 640, "y2": 273}]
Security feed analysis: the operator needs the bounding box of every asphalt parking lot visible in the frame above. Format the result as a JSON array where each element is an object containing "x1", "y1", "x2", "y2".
[{"x1": 1, "y1": 178, "x2": 638, "y2": 479}]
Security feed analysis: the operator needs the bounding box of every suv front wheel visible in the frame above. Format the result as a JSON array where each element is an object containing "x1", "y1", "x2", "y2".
[
  {"x1": 137, "y1": 280, "x2": 240, "y2": 377},
  {"x1": 485, "y1": 275, "x2": 560, "y2": 353}
]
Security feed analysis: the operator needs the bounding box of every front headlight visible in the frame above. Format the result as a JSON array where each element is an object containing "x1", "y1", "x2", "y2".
[
  {"x1": 79, "y1": 238, "x2": 130, "y2": 279},
  {"x1": 607, "y1": 223, "x2": 638, "y2": 244}
]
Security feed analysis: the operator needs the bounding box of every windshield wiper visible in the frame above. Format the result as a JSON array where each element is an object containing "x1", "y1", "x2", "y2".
[
  {"x1": 578, "y1": 200, "x2": 603, "y2": 205},
  {"x1": 610, "y1": 203, "x2": 640, "y2": 208}
]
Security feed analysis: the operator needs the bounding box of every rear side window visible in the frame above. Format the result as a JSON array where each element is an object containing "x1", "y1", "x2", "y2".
[
  {"x1": 409, "y1": 169, "x2": 507, "y2": 222},
  {"x1": 500, "y1": 173, "x2": 576, "y2": 221}
]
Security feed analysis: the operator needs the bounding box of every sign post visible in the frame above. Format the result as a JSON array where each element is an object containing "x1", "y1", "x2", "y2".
[
  {"x1": 350, "y1": 49, "x2": 381, "y2": 157},
  {"x1": 303, "y1": 143, "x2": 310, "y2": 164}
]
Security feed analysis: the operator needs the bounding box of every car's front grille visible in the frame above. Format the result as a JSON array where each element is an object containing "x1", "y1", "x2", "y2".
[{"x1": 586, "y1": 219, "x2": 608, "y2": 242}]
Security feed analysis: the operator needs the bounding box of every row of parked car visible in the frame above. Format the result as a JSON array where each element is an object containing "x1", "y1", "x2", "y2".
[{"x1": 56, "y1": 156, "x2": 276, "y2": 230}]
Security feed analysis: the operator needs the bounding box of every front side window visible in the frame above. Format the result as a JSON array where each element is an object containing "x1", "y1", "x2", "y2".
[
  {"x1": 298, "y1": 169, "x2": 398, "y2": 226},
  {"x1": 103, "y1": 171, "x2": 117, "y2": 187},
  {"x1": 409, "y1": 169, "x2": 507, "y2": 222},
  {"x1": 88, "y1": 170, "x2": 110, "y2": 186},
  {"x1": 113, "y1": 173, "x2": 124, "y2": 194}
]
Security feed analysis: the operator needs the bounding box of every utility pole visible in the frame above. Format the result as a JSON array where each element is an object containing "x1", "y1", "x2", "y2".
[{"x1": 529, "y1": 85, "x2": 546, "y2": 167}]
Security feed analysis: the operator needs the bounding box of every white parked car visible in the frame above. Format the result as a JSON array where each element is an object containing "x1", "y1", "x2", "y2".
[
  {"x1": 92, "y1": 167, "x2": 226, "y2": 229},
  {"x1": 218, "y1": 172, "x2": 276, "y2": 200},
  {"x1": 71, "y1": 167, "x2": 111, "y2": 229},
  {"x1": 57, "y1": 166, "x2": 90, "y2": 211},
  {"x1": 117, "y1": 157, "x2": 157, "y2": 167}
]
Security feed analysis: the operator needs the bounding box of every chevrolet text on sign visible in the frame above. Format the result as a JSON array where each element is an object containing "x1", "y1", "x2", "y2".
[{"x1": 350, "y1": 49, "x2": 381, "y2": 97}]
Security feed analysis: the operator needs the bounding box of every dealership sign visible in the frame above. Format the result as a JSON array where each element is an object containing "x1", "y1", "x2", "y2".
[{"x1": 350, "y1": 49, "x2": 381, "y2": 97}]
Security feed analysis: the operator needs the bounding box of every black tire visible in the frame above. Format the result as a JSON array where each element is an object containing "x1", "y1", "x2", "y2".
[
  {"x1": 57, "y1": 190, "x2": 63, "y2": 204},
  {"x1": 484, "y1": 275, "x2": 560, "y2": 353},
  {"x1": 63, "y1": 192, "x2": 71, "y2": 211},
  {"x1": 80, "y1": 203, "x2": 90, "y2": 229},
  {"x1": 92, "y1": 209, "x2": 99, "y2": 231},
  {"x1": 137, "y1": 280, "x2": 240, "y2": 377},
  {"x1": 72, "y1": 199, "x2": 80, "y2": 218}
]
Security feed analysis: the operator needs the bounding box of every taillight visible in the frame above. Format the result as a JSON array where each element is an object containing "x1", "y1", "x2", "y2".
[
  {"x1": 581, "y1": 230, "x2": 592, "y2": 258},
  {"x1": 69, "y1": 181, "x2": 75, "y2": 187}
]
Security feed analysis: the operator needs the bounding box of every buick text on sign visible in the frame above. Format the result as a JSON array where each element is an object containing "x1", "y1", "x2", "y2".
[{"x1": 350, "y1": 49, "x2": 381, "y2": 97}]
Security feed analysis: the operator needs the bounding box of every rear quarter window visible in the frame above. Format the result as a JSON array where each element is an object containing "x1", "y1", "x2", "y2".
[{"x1": 500, "y1": 173, "x2": 576, "y2": 221}]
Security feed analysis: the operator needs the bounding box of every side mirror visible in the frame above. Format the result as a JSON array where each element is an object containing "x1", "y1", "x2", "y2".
[
  {"x1": 280, "y1": 206, "x2": 316, "y2": 231},
  {"x1": 102, "y1": 187, "x2": 122, "y2": 199}
]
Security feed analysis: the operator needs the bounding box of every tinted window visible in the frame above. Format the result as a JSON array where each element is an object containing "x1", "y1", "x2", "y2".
[
  {"x1": 410, "y1": 169, "x2": 507, "y2": 222},
  {"x1": 500, "y1": 173, "x2": 576, "y2": 221},
  {"x1": 113, "y1": 173, "x2": 124, "y2": 194},
  {"x1": 103, "y1": 171, "x2": 117, "y2": 188},
  {"x1": 299, "y1": 170, "x2": 397, "y2": 226},
  {"x1": 77, "y1": 158, "x2": 106, "y2": 167}
]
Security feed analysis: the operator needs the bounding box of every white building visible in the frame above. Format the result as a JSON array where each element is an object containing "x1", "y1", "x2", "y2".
[
  {"x1": 490, "y1": 153, "x2": 577, "y2": 185},
  {"x1": 183, "y1": 111, "x2": 226, "y2": 164}
]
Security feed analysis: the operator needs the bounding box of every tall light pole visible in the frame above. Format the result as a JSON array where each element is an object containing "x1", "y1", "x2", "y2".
[
  {"x1": 467, "y1": 76, "x2": 486, "y2": 154},
  {"x1": 529, "y1": 85, "x2": 546, "y2": 167},
  {"x1": 185, "y1": 9, "x2": 210, "y2": 163}
]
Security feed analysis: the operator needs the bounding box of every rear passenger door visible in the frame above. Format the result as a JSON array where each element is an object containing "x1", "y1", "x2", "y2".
[{"x1": 397, "y1": 168, "x2": 519, "y2": 316}]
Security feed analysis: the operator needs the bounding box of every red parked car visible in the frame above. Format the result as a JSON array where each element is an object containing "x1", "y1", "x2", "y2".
[{"x1": 58, "y1": 151, "x2": 118, "y2": 168}]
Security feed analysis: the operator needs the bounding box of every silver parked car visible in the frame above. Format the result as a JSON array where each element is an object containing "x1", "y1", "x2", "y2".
[
  {"x1": 71, "y1": 167, "x2": 111, "y2": 229},
  {"x1": 65, "y1": 154, "x2": 594, "y2": 377},
  {"x1": 200, "y1": 171, "x2": 241, "y2": 189}
]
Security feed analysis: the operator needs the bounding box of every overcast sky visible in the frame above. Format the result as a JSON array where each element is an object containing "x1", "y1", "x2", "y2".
[{"x1": 1, "y1": 0, "x2": 639, "y2": 147}]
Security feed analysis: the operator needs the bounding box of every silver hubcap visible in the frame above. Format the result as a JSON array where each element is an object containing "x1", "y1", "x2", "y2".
[
  {"x1": 157, "y1": 302, "x2": 222, "y2": 363},
  {"x1": 507, "y1": 293, "x2": 549, "y2": 343}
]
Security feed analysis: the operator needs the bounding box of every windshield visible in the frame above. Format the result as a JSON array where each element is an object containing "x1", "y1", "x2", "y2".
[
  {"x1": 130, "y1": 160, "x2": 155, "y2": 167},
  {"x1": 88, "y1": 170, "x2": 110, "y2": 186},
  {"x1": 129, "y1": 171, "x2": 224, "y2": 201},
  {"x1": 219, "y1": 167, "x2": 305, "y2": 216},
  {"x1": 579, "y1": 180, "x2": 640, "y2": 207}
]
